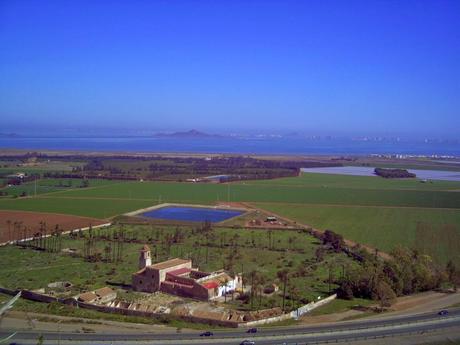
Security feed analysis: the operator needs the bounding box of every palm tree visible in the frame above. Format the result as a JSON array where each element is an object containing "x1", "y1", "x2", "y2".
[
  {"x1": 6, "y1": 220, "x2": 11, "y2": 242},
  {"x1": 327, "y1": 263, "x2": 334, "y2": 294},
  {"x1": 287, "y1": 237, "x2": 294, "y2": 251},
  {"x1": 289, "y1": 285, "x2": 301, "y2": 315},
  {"x1": 104, "y1": 244, "x2": 112, "y2": 262},
  {"x1": 258, "y1": 275, "x2": 266, "y2": 308},
  {"x1": 277, "y1": 269, "x2": 289, "y2": 311},
  {"x1": 13, "y1": 221, "x2": 19, "y2": 244},
  {"x1": 268, "y1": 230, "x2": 273, "y2": 250},
  {"x1": 249, "y1": 270, "x2": 257, "y2": 309},
  {"x1": 220, "y1": 277, "x2": 230, "y2": 302}
]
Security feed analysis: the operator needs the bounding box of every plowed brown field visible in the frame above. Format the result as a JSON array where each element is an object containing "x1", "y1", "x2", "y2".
[{"x1": 0, "y1": 210, "x2": 107, "y2": 243}]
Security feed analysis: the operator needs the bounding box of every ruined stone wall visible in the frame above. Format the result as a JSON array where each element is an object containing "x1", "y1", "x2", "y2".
[
  {"x1": 165, "y1": 273, "x2": 195, "y2": 286},
  {"x1": 159, "y1": 280, "x2": 209, "y2": 300}
]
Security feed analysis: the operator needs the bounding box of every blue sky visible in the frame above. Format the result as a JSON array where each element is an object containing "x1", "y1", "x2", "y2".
[{"x1": 0, "y1": 0, "x2": 459, "y2": 137}]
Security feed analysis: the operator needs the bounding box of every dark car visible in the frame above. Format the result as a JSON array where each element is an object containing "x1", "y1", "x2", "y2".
[
  {"x1": 246, "y1": 327, "x2": 258, "y2": 333},
  {"x1": 240, "y1": 341, "x2": 256, "y2": 345},
  {"x1": 438, "y1": 310, "x2": 449, "y2": 316},
  {"x1": 200, "y1": 331, "x2": 214, "y2": 336}
]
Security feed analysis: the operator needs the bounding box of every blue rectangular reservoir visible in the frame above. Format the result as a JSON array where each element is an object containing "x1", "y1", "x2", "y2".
[{"x1": 140, "y1": 206, "x2": 244, "y2": 223}]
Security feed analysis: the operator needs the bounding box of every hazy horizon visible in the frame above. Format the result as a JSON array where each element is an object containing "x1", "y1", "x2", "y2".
[{"x1": 1, "y1": 124, "x2": 460, "y2": 141}]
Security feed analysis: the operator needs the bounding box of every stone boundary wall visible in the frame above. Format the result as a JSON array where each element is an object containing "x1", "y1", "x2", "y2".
[
  {"x1": 290, "y1": 294, "x2": 337, "y2": 319},
  {"x1": 0, "y1": 286, "x2": 18, "y2": 295},
  {"x1": 78, "y1": 301, "x2": 239, "y2": 327},
  {"x1": 179, "y1": 315, "x2": 239, "y2": 328},
  {"x1": 240, "y1": 294, "x2": 337, "y2": 327},
  {"x1": 0, "y1": 286, "x2": 336, "y2": 328},
  {"x1": 0, "y1": 287, "x2": 236, "y2": 327},
  {"x1": 76, "y1": 300, "x2": 167, "y2": 318},
  {"x1": 242, "y1": 312, "x2": 292, "y2": 327},
  {"x1": 20, "y1": 290, "x2": 60, "y2": 304}
]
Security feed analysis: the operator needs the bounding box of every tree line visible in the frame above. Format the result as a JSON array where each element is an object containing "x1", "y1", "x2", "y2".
[
  {"x1": 336, "y1": 243, "x2": 458, "y2": 308},
  {"x1": 374, "y1": 168, "x2": 416, "y2": 178}
]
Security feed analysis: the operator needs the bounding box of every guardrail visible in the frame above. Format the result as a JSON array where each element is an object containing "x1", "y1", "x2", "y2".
[
  {"x1": 273, "y1": 323, "x2": 459, "y2": 344},
  {"x1": 274, "y1": 314, "x2": 460, "y2": 336}
]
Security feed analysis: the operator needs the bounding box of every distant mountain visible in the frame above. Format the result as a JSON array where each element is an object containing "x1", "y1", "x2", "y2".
[
  {"x1": 154, "y1": 129, "x2": 222, "y2": 138},
  {"x1": 0, "y1": 132, "x2": 19, "y2": 138}
]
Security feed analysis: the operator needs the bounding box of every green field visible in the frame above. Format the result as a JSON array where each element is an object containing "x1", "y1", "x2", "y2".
[
  {"x1": 242, "y1": 172, "x2": 460, "y2": 191},
  {"x1": 1, "y1": 174, "x2": 459, "y2": 214},
  {"x1": 0, "y1": 178, "x2": 121, "y2": 198},
  {"x1": 0, "y1": 172, "x2": 459, "y2": 264},
  {"x1": 45, "y1": 179, "x2": 460, "y2": 208},
  {"x1": 253, "y1": 202, "x2": 460, "y2": 265},
  {"x1": 0, "y1": 160, "x2": 84, "y2": 174}
]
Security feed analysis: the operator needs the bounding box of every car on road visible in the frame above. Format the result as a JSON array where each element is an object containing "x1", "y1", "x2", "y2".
[
  {"x1": 438, "y1": 309, "x2": 449, "y2": 316},
  {"x1": 199, "y1": 331, "x2": 214, "y2": 336},
  {"x1": 240, "y1": 341, "x2": 255, "y2": 345},
  {"x1": 246, "y1": 327, "x2": 258, "y2": 333}
]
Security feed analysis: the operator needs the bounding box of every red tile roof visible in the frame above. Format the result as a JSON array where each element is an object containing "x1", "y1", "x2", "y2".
[
  {"x1": 167, "y1": 267, "x2": 191, "y2": 277},
  {"x1": 162, "y1": 280, "x2": 193, "y2": 288},
  {"x1": 203, "y1": 281, "x2": 219, "y2": 289}
]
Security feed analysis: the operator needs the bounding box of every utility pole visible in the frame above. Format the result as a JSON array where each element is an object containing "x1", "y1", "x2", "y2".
[{"x1": 34, "y1": 179, "x2": 37, "y2": 197}]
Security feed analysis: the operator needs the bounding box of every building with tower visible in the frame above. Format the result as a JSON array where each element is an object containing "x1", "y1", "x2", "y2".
[
  {"x1": 132, "y1": 245, "x2": 241, "y2": 300},
  {"x1": 138, "y1": 244, "x2": 152, "y2": 269}
]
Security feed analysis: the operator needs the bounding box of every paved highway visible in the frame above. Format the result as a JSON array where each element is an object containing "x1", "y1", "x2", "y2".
[{"x1": 1, "y1": 308, "x2": 459, "y2": 344}]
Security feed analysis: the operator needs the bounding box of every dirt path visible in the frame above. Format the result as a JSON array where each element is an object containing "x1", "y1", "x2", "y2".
[{"x1": 381, "y1": 291, "x2": 460, "y2": 316}]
